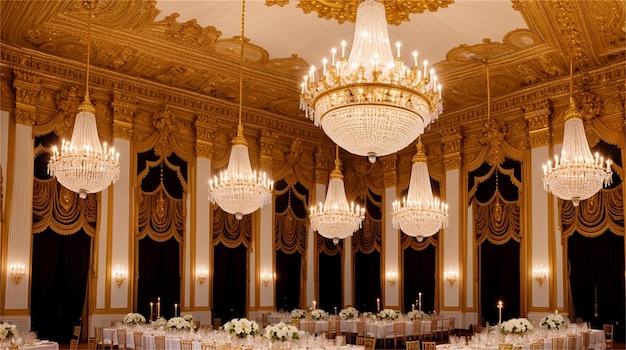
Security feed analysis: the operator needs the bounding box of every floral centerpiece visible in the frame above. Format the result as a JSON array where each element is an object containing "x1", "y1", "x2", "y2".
[
  {"x1": 291, "y1": 309, "x2": 307, "y2": 319},
  {"x1": 264, "y1": 322, "x2": 301, "y2": 342},
  {"x1": 500, "y1": 318, "x2": 533, "y2": 335},
  {"x1": 310, "y1": 309, "x2": 328, "y2": 321},
  {"x1": 166, "y1": 317, "x2": 192, "y2": 331},
  {"x1": 224, "y1": 318, "x2": 260, "y2": 338},
  {"x1": 361, "y1": 312, "x2": 377, "y2": 320},
  {"x1": 0, "y1": 324, "x2": 16, "y2": 341},
  {"x1": 407, "y1": 310, "x2": 427, "y2": 320},
  {"x1": 123, "y1": 312, "x2": 146, "y2": 325},
  {"x1": 378, "y1": 309, "x2": 398, "y2": 321},
  {"x1": 540, "y1": 313, "x2": 566, "y2": 330},
  {"x1": 154, "y1": 317, "x2": 167, "y2": 329},
  {"x1": 339, "y1": 307, "x2": 359, "y2": 320},
  {"x1": 182, "y1": 314, "x2": 194, "y2": 323}
]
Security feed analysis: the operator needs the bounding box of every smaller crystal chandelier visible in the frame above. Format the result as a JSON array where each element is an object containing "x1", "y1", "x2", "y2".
[
  {"x1": 208, "y1": 0, "x2": 273, "y2": 220},
  {"x1": 300, "y1": 0, "x2": 443, "y2": 163},
  {"x1": 310, "y1": 145, "x2": 365, "y2": 244},
  {"x1": 48, "y1": 0, "x2": 120, "y2": 199},
  {"x1": 542, "y1": 58, "x2": 612, "y2": 206},
  {"x1": 391, "y1": 139, "x2": 448, "y2": 242}
]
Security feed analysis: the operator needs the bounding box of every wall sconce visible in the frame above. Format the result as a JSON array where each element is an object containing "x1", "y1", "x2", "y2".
[
  {"x1": 533, "y1": 265, "x2": 548, "y2": 286},
  {"x1": 197, "y1": 266, "x2": 208, "y2": 285},
  {"x1": 386, "y1": 271, "x2": 398, "y2": 286},
  {"x1": 261, "y1": 271, "x2": 275, "y2": 287},
  {"x1": 113, "y1": 265, "x2": 127, "y2": 287},
  {"x1": 444, "y1": 268, "x2": 458, "y2": 287},
  {"x1": 10, "y1": 263, "x2": 26, "y2": 284}
]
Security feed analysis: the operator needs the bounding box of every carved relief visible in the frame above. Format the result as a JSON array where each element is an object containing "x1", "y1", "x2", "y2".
[
  {"x1": 480, "y1": 119, "x2": 507, "y2": 166},
  {"x1": 524, "y1": 101, "x2": 551, "y2": 149},
  {"x1": 379, "y1": 155, "x2": 397, "y2": 188},
  {"x1": 13, "y1": 70, "x2": 42, "y2": 126},
  {"x1": 153, "y1": 107, "x2": 176, "y2": 157},
  {"x1": 314, "y1": 145, "x2": 332, "y2": 185},
  {"x1": 155, "y1": 13, "x2": 221, "y2": 49}
]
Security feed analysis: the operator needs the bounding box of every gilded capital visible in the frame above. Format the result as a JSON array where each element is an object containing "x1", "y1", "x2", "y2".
[{"x1": 379, "y1": 154, "x2": 397, "y2": 188}]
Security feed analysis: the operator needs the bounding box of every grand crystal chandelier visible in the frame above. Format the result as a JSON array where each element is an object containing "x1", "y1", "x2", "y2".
[
  {"x1": 208, "y1": 0, "x2": 273, "y2": 220},
  {"x1": 48, "y1": 1, "x2": 120, "y2": 199},
  {"x1": 310, "y1": 145, "x2": 365, "y2": 244},
  {"x1": 391, "y1": 139, "x2": 448, "y2": 242},
  {"x1": 542, "y1": 58, "x2": 612, "y2": 206},
  {"x1": 300, "y1": 0, "x2": 443, "y2": 163}
]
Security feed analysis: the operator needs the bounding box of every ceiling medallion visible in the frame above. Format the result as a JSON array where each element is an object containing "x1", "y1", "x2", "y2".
[{"x1": 266, "y1": 0, "x2": 455, "y2": 25}]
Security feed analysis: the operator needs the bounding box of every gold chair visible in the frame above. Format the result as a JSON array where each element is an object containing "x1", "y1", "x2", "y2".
[
  {"x1": 423, "y1": 341, "x2": 437, "y2": 350},
  {"x1": 117, "y1": 329, "x2": 127, "y2": 350},
  {"x1": 87, "y1": 338, "x2": 97, "y2": 350},
  {"x1": 70, "y1": 339, "x2": 79, "y2": 350},
  {"x1": 552, "y1": 337, "x2": 565, "y2": 350},
  {"x1": 566, "y1": 333, "x2": 578, "y2": 350},
  {"x1": 603, "y1": 324, "x2": 614, "y2": 349},
  {"x1": 154, "y1": 335, "x2": 166, "y2": 350},
  {"x1": 394, "y1": 322, "x2": 407, "y2": 348},
  {"x1": 94, "y1": 326, "x2": 113, "y2": 350},
  {"x1": 498, "y1": 343, "x2": 513, "y2": 350},
  {"x1": 531, "y1": 339, "x2": 545, "y2": 350},
  {"x1": 291, "y1": 318, "x2": 301, "y2": 328},
  {"x1": 361, "y1": 337, "x2": 376, "y2": 350},
  {"x1": 581, "y1": 331, "x2": 591, "y2": 350},
  {"x1": 406, "y1": 340, "x2": 421, "y2": 350},
  {"x1": 448, "y1": 317, "x2": 456, "y2": 338},
  {"x1": 356, "y1": 336, "x2": 366, "y2": 345},
  {"x1": 327, "y1": 319, "x2": 339, "y2": 339},
  {"x1": 133, "y1": 331, "x2": 143, "y2": 350},
  {"x1": 303, "y1": 320, "x2": 315, "y2": 335},
  {"x1": 261, "y1": 313, "x2": 268, "y2": 328},
  {"x1": 73, "y1": 325, "x2": 82, "y2": 341},
  {"x1": 180, "y1": 339, "x2": 193, "y2": 350},
  {"x1": 336, "y1": 335, "x2": 346, "y2": 346},
  {"x1": 427, "y1": 318, "x2": 438, "y2": 340},
  {"x1": 412, "y1": 320, "x2": 423, "y2": 341},
  {"x1": 213, "y1": 318, "x2": 222, "y2": 330},
  {"x1": 356, "y1": 320, "x2": 366, "y2": 337}
]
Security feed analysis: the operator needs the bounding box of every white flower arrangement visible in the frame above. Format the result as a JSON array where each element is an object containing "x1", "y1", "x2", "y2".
[
  {"x1": 310, "y1": 309, "x2": 328, "y2": 320},
  {"x1": 182, "y1": 314, "x2": 194, "y2": 323},
  {"x1": 291, "y1": 309, "x2": 307, "y2": 319},
  {"x1": 264, "y1": 322, "x2": 301, "y2": 342},
  {"x1": 361, "y1": 312, "x2": 377, "y2": 321},
  {"x1": 123, "y1": 312, "x2": 146, "y2": 325},
  {"x1": 407, "y1": 310, "x2": 427, "y2": 320},
  {"x1": 500, "y1": 318, "x2": 533, "y2": 335},
  {"x1": 223, "y1": 318, "x2": 260, "y2": 338},
  {"x1": 166, "y1": 317, "x2": 192, "y2": 331},
  {"x1": 154, "y1": 317, "x2": 167, "y2": 328},
  {"x1": 378, "y1": 309, "x2": 398, "y2": 320},
  {"x1": 339, "y1": 307, "x2": 359, "y2": 320},
  {"x1": 0, "y1": 324, "x2": 17, "y2": 340},
  {"x1": 540, "y1": 313, "x2": 566, "y2": 330}
]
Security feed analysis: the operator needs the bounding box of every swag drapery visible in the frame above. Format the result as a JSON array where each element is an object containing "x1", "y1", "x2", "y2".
[{"x1": 401, "y1": 237, "x2": 437, "y2": 314}]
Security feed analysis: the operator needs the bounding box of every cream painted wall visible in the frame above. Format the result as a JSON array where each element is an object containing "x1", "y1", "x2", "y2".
[
  {"x1": 384, "y1": 186, "x2": 399, "y2": 308},
  {"x1": 443, "y1": 168, "x2": 460, "y2": 308},
  {"x1": 194, "y1": 158, "x2": 211, "y2": 308},
  {"x1": 531, "y1": 146, "x2": 550, "y2": 308},
  {"x1": 110, "y1": 139, "x2": 131, "y2": 309}
]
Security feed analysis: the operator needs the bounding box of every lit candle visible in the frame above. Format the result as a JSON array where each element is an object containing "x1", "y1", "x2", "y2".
[
  {"x1": 313, "y1": 300, "x2": 316, "y2": 310},
  {"x1": 331, "y1": 47, "x2": 336, "y2": 66},
  {"x1": 341, "y1": 41, "x2": 346, "y2": 58},
  {"x1": 175, "y1": 303, "x2": 178, "y2": 317},
  {"x1": 376, "y1": 298, "x2": 380, "y2": 313},
  {"x1": 423, "y1": 60, "x2": 428, "y2": 78},
  {"x1": 150, "y1": 302, "x2": 153, "y2": 319},
  {"x1": 497, "y1": 300, "x2": 503, "y2": 325},
  {"x1": 412, "y1": 303, "x2": 415, "y2": 312},
  {"x1": 334, "y1": 306, "x2": 337, "y2": 315},
  {"x1": 322, "y1": 58, "x2": 328, "y2": 77},
  {"x1": 412, "y1": 51, "x2": 418, "y2": 67},
  {"x1": 396, "y1": 42, "x2": 401, "y2": 58},
  {"x1": 157, "y1": 297, "x2": 161, "y2": 318},
  {"x1": 419, "y1": 293, "x2": 422, "y2": 311}
]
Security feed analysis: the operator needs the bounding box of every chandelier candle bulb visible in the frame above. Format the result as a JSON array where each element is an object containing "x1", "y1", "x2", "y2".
[
  {"x1": 341, "y1": 40, "x2": 346, "y2": 58},
  {"x1": 419, "y1": 292, "x2": 422, "y2": 311},
  {"x1": 396, "y1": 42, "x2": 401, "y2": 58},
  {"x1": 413, "y1": 51, "x2": 418, "y2": 66}
]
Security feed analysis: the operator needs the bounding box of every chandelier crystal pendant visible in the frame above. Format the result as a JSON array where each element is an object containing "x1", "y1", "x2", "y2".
[
  {"x1": 391, "y1": 139, "x2": 448, "y2": 242},
  {"x1": 300, "y1": 0, "x2": 443, "y2": 163},
  {"x1": 48, "y1": 0, "x2": 120, "y2": 199},
  {"x1": 207, "y1": 0, "x2": 273, "y2": 220},
  {"x1": 542, "y1": 59, "x2": 612, "y2": 206},
  {"x1": 310, "y1": 145, "x2": 365, "y2": 244}
]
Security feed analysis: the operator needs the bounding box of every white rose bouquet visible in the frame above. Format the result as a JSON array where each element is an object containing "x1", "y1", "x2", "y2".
[
  {"x1": 154, "y1": 317, "x2": 167, "y2": 329},
  {"x1": 310, "y1": 309, "x2": 328, "y2": 320},
  {"x1": 224, "y1": 318, "x2": 260, "y2": 338},
  {"x1": 0, "y1": 324, "x2": 17, "y2": 340},
  {"x1": 500, "y1": 318, "x2": 533, "y2": 335},
  {"x1": 166, "y1": 317, "x2": 192, "y2": 331},
  {"x1": 407, "y1": 310, "x2": 427, "y2": 320},
  {"x1": 123, "y1": 312, "x2": 146, "y2": 325},
  {"x1": 540, "y1": 313, "x2": 566, "y2": 330},
  {"x1": 182, "y1": 314, "x2": 193, "y2": 323},
  {"x1": 291, "y1": 309, "x2": 307, "y2": 319},
  {"x1": 264, "y1": 322, "x2": 301, "y2": 342},
  {"x1": 339, "y1": 307, "x2": 359, "y2": 320},
  {"x1": 378, "y1": 309, "x2": 398, "y2": 320}
]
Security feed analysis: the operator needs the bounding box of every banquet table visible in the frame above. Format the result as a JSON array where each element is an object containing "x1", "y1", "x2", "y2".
[
  {"x1": 20, "y1": 341, "x2": 59, "y2": 350},
  {"x1": 365, "y1": 319, "x2": 434, "y2": 339}
]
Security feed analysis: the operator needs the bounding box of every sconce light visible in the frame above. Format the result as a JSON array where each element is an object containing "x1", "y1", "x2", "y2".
[
  {"x1": 386, "y1": 271, "x2": 398, "y2": 286},
  {"x1": 261, "y1": 271, "x2": 275, "y2": 287},
  {"x1": 444, "y1": 268, "x2": 458, "y2": 287},
  {"x1": 197, "y1": 266, "x2": 208, "y2": 285},
  {"x1": 533, "y1": 265, "x2": 548, "y2": 286},
  {"x1": 10, "y1": 263, "x2": 26, "y2": 284},
  {"x1": 113, "y1": 265, "x2": 127, "y2": 287}
]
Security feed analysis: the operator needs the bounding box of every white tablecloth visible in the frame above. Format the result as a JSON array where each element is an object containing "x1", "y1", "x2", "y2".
[
  {"x1": 21, "y1": 341, "x2": 59, "y2": 350},
  {"x1": 438, "y1": 329, "x2": 605, "y2": 350}
]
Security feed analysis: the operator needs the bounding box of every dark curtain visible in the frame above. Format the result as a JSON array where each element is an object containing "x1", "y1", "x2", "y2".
[
  {"x1": 568, "y1": 230, "x2": 625, "y2": 339},
  {"x1": 31, "y1": 228, "x2": 91, "y2": 343},
  {"x1": 354, "y1": 250, "x2": 381, "y2": 312},
  {"x1": 479, "y1": 239, "x2": 520, "y2": 325},
  {"x1": 318, "y1": 252, "x2": 342, "y2": 312},
  {"x1": 213, "y1": 243, "x2": 247, "y2": 323},
  {"x1": 137, "y1": 236, "x2": 180, "y2": 320},
  {"x1": 275, "y1": 250, "x2": 302, "y2": 311},
  {"x1": 403, "y1": 244, "x2": 436, "y2": 313}
]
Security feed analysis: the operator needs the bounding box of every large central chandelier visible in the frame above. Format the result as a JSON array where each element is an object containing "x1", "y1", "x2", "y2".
[
  {"x1": 300, "y1": 0, "x2": 443, "y2": 163},
  {"x1": 310, "y1": 145, "x2": 365, "y2": 244},
  {"x1": 48, "y1": 1, "x2": 120, "y2": 199},
  {"x1": 391, "y1": 139, "x2": 448, "y2": 241},
  {"x1": 208, "y1": 0, "x2": 273, "y2": 220},
  {"x1": 542, "y1": 58, "x2": 612, "y2": 206}
]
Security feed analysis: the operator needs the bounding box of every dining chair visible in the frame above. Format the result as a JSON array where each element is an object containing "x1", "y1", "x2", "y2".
[
  {"x1": 117, "y1": 329, "x2": 127, "y2": 350},
  {"x1": 70, "y1": 339, "x2": 79, "y2": 350},
  {"x1": 362, "y1": 337, "x2": 376, "y2": 350},
  {"x1": 336, "y1": 334, "x2": 346, "y2": 346},
  {"x1": 406, "y1": 340, "x2": 420, "y2": 350},
  {"x1": 356, "y1": 336, "x2": 365, "y2": 346},
  {"x1": 603, "y1": 324, "x2": 614, "y2": 349},
  {"x1": 581, "y1": 331, "x2": 591, "y2": 350},
  {"x1": 423, "y1": 341, "x2": 437, "y2": 350},
  {"x1": 291, "y1": 317, "x2": 301, "y2": 329},
  {"x1": 566, "y1": 333, "x2": 578, "y2": 350},
  {"x1": 394, "y1": 321, "x2": 407, "y2": 348},
  {"x1": 154, "y1": 335, "x2": 166, "y2": 350},
  {"x1": 94, "y1": 326, "x2": 113, "y2": 350},
  {"x1": 87, "y1": 337, "x2": 97, "y2": 350},
  {"x1": 327, "y1": 319, "x2": 339, "y2": 339},
  {"x1": 356, "y1": 320, "x2": 366, "y2": 338},
  {"x1": 531, "y1": 338, "x2": 544, "y2": 350},
  {"x1": 261, "y1": 313, "x2": 268, "y2": 328},
  {"x1": 552, "y1": 337, "x2": 565, "y2": 350},
  {"x1": 213, "y1": 317, "x2": 222, "y2": 330},
  {"x1": 180, "y1": 339, "x2": 193, "y2": 350},
  {"x1": 428, "y1": 318, "x2": 438, "y2": 340},
  {"x1": 133, "y1": 331, "x2": 143, "y2": 350},
  {"x1": 448, "y1": 317, "x2": 456, "y2": 338},
  {"x1": 498, "y1": 343, "x2": 513, "y2": 350},
  {"x1": 304, "y1": 320, "x2": 316, "y2": 335},
  {"x1": 73, "y1": 325, "x2": 82, "y2": 341}
]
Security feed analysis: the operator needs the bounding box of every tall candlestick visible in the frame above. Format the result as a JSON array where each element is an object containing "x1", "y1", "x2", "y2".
[
  {"x1": 497, "y1": 300, "x2": 503, "y2": 325},
  {"x1": 150, "y1": 302, "x2": 154, "y2": 320},
  {"x1": 376, "y1": 298, "x2": 380, "y2": 313},
  {"x1": 175, "y1": 303, "x2": 178, "y2": 317},
  {"x1": 334, "y1": 306, "x2": 337, "y2": 315},
  {"x1": 412, "y1": 303, "x2": 415, "y2": 312},
  {"x1": 419, "y1": 293, "x2": 422, "y2": 311},
  {"x1": 312, "y1": 300, "x2": 316, "y2": 310},
  {"x1": 157, "y1": 297, "x2": 161, "y2": 318}
]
